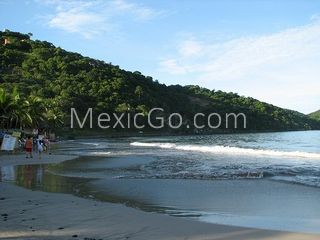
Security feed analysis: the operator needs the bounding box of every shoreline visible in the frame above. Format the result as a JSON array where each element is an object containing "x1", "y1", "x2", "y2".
[{"x1": 1, "y1": 154, "x2": 320, "y2": 239}]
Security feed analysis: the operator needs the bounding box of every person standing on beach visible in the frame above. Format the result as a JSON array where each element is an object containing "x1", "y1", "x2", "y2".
[
  {"x1": 43, "y1": 137, "x2": 51, "y2": 154},
  {"x1": 25, "y1": 136, "x2": 33, "y2": 158},
  {"x1": 43, "y1": 137, "x2": 47, "y2": 151},
  {"x1": 33, "y1": 137, "x2": 37, "y2": 151},
  {"x1": 37, "y1": 138, "x2": 44, "y2": 159}
]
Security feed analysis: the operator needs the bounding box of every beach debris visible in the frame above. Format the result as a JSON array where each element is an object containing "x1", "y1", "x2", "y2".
[
  {"x1": 2, "y1": 213, "x2": 8, "y2": 221},
  {"x1": 19, "y1": 209, "x2": 26, "y2": 214}
]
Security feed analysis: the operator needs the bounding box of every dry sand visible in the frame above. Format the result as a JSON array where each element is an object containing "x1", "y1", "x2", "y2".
[{"x1": 0, "y1": 154, "x2": 320, "y2": 240}]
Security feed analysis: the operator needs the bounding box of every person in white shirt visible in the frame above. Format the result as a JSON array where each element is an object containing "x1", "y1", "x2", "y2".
[{"x1": 37, "y1": 138, "x2": 44, "y2": 159}]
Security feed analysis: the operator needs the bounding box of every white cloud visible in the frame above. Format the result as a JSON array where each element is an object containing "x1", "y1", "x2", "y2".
[
  {"x1": 48, "y1": 8, "x2": 107, "y2": 39},
  {"x1": 159, "y1": 20, "x2": 320, "y2": 113},
  {"x1": 160, "y1": 59, "x2": 188, "y2": 74},
  {"x1": 178, "y1": 39, "x2": 204, "y2": 57},
  {"x1": 112, "y1": 0, "x2": 160, "y2": 21},
  {"x1": 38, "y1": 0, "x2": 160, "y2": 38}
]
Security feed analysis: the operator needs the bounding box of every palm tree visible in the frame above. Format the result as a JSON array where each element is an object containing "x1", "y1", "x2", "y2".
[
  {"x1": 25, "y1": 94, "x2": 46, "y2": 127},
  {"x1": 0, "y1": 86, "x2": 63, "y2": 130},
  {"x1": 0, "y1": 87, "x2": 17, "y2": 115},
  {"x1": 0, "y1": 87, "x2": 23, "y2": 129},
  {"x1": 0, "y1": 87, "x2": 33, "y2": 129},
  {"x1": 43, "y1": 108, "x2": 64, "y2": 129},
  {"x1": 0, "y1": 87, "x2": 12, "y2": 127}
]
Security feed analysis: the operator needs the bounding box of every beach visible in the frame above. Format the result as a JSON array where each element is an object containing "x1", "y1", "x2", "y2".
[
  {"x1": 1, "y1": 2, "x2": 320, "y2": 239},
  {"x1": 0, "y1": 151, "x2": 320, "y2": 240}
]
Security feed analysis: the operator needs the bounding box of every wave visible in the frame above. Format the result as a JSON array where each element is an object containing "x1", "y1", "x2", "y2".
[
  {"x1": 130, "y1": 142, "x2": 320, "y2": 159},
  {"x1": 78, "y1": 142, "x2": 100, "y2": 146},
  {"x1": 270, "y1": 176, "x2": 320, "y2": 188},
  {"x1": 88, "y1": 151, "x2": 111, "y2": 156},
  {"x1": 118, "y1": 170, "x2": 265, "y2": 180}
]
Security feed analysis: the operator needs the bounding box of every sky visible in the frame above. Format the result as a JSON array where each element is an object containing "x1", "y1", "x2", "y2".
[{"x1": 0, "y1": 0, "x2": 319, "y2": 114}]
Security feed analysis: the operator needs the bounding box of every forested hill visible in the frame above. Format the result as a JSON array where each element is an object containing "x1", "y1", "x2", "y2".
[
  {"x1": 309, "y1": 110, "x2": 320, "y2": 121},
  {"x1": 1, "y1": 30, "x2": 319, "y2": 132}
]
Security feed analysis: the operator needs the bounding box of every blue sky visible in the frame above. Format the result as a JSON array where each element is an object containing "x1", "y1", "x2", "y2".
[{"x1": 1, "y1": 0, "x2": 320, "y2": 113}]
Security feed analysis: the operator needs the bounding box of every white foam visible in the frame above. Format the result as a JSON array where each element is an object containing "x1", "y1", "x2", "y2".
[
  {"x1": 76, "y1": 151, "x2": 111, "y2": 156},
  {"x1": 89, "y1": 151, "x2": 111, "y2": 156},
  {"x1": 79, "y1": 142, "x2": 100, "y2": 146},
  {"x1": 130, "y1": 142, "x2": 320, "y2": 159}
]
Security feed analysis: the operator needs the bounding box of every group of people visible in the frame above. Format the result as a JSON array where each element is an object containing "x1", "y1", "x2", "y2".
[{"x1": 24, "y1": 136, "x2": 50, "y2": 159}]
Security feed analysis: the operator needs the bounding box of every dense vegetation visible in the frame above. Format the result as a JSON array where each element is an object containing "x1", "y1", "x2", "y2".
[
  {"x1": 0, "y1": 86, "x2": 62, "y2": 130},
  {"x1": 309, "y1": 110, "x2": 320, "y2": 121},
  {"x1": 1, "y1": 30, "x2": 319, "y2": 133}
]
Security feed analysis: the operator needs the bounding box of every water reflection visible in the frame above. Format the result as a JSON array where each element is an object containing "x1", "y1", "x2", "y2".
[
  {"x1": 0, "y1": 164, "x2": 90, "y2": 194},
  {"x1": 0, "y1": 163, "x2": 181, "y2": 216},
  {"x1": 14, "y1": 165, "x2": 44, "y2": 189},
  {"x1": 0, "y1": 165, "x2": 15, "y2": 181}
]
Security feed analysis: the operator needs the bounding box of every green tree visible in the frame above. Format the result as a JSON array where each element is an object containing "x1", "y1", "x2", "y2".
[{"x1": 134, "y1": 85, "x2": 143, "y2": 100}]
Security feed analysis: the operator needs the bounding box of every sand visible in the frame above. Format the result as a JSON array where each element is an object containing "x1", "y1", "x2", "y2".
[
  {"x1": 0, "y1": 153, "x2": 77, "y2": 167},
  {"x1": 1, "y1": 154, "x2": 320, "y2": 240}
]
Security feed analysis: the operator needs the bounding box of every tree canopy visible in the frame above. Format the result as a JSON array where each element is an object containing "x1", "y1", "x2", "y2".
[{"x1": 309, "y1": 110, "x2": 320, "y2": 121}]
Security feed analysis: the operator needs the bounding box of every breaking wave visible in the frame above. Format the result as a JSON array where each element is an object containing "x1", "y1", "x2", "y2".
[{"x1": 130, "y1": 142, "x2": 320, "y2": 159}]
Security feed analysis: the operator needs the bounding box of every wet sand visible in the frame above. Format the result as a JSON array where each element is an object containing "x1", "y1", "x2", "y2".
[
  {"x1": 1, "y1": 154, "x2": 320, "y2": 239},
  {"x1": 0, "y1": 153, "x2": 77, "y2": 167},
  {"x1": 88, "y1": 178, "x2": 320, "y2": 233}
]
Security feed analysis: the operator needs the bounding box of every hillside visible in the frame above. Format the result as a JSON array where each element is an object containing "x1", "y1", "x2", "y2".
[
  {"x1": 1, "y1": 30, "x2": 319, "y2": 133},
  {"x1": 309, "y1": 110, "x2": 320, "y2": 121}
]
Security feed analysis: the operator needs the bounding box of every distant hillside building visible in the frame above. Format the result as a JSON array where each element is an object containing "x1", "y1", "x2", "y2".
[{"x1": 3, "y1": 37, "x2": 11, "y2": 45}]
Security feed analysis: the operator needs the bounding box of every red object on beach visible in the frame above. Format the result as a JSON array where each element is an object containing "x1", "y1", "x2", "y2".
[
  {"x1": 25, "y1": 139, "x2": 33, "y2": 149},
  {"x1": 26, "y1": 148, "x2": 32, "y2": 153}
]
